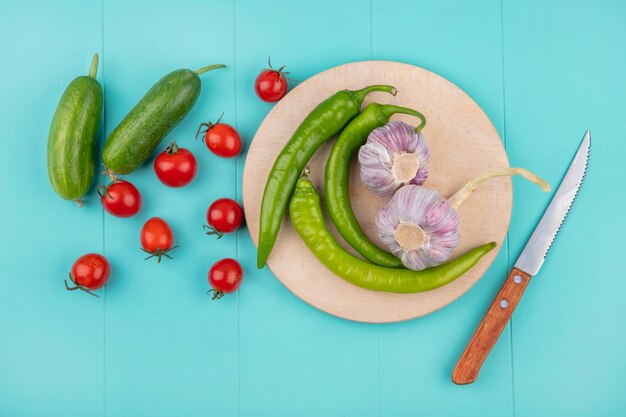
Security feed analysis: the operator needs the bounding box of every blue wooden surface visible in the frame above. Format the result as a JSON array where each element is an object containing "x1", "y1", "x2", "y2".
[{"x1": 0, "y1": 0, "x2": 624, "y2": 416}]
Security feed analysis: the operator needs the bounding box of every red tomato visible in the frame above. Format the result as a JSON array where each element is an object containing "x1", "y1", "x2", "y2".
[
  {"x1": 196, "y1": 116, "x2": 242, "y2": 158},
  {"x1": 154, "y1": 142, "x2": 198, "y2": 187},
  {"x1": 208, "y1": 258, "x2": 243, "y2": 299},
  {"x1": 205, "y1": 198, "x2": 243, "y2": 238},
  {"x1": 255, "y1": 67, "x2": 288, "y2": 102},
  {"x1": 65, "y1": 253, "x2": 110, "y2": 297},
  {"x1": 140, "y1": 217, "x2": 177, "y2": 263},
  {"x1": 100, "y1": 179, "x2": 142, "y2": 218},
  {"x1": 206, "y1": 123, "x2": 242, "y2": 157}
]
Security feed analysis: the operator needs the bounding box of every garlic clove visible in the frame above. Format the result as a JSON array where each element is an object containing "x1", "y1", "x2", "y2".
[
  {"x1": 358, "y1": 141, "x2": 398, "y2": 196},
  {"x1": 359, "y1": 121, "x2": 430, "y2": 197}
]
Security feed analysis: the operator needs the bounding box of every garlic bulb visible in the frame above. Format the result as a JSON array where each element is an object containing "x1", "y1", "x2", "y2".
[
  {"x1": 358, "y1": 121, "x2": 430, "y2": 196},
  {"x1": 377, "y1": 186, "x2": 461, "y2": 271},
  {"x1": 376, "y1": 168, "x2": 550, "y2": 271}
]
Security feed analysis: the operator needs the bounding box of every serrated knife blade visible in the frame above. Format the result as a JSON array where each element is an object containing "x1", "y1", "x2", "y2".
[
  {"x1": 452, "y1": 130, "x2": 590, "y2": 385},
  {"x1": 514, "y1": 130, "x2": 590, "y2": 275}
]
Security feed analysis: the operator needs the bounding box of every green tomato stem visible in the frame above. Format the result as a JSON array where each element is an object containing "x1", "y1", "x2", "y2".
[{"x1": 166, "y1": 141, "x2": 179, "y2": 154}]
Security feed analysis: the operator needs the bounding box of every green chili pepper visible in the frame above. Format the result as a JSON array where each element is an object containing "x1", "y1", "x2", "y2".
[
  {"x1": 324, "y1": 103, "x2": 426, "y2": 268},
  {"x1": 289, "y1": 175, "x2": 496, "y2": 293},
  {"x1": 257, "y1": 85, "x2": 398, "y2": 268}
]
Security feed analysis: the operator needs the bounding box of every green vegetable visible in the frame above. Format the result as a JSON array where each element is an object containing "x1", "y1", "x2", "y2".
[
  {"x1": 289, "y1": 174, "x2": 496, "y2": 293},
  {"x1": 47, "y1": 53, "x2": 103, "y2": 206},
  {"x1": 257, "y1": 84, "x2": 397, "y2": 268},
  {"x1": 103, "y1": 64, "x2": 225, "y2": 174},
  {"x1": 324, "y1": 103, "x2": 426, "y2": 267}
]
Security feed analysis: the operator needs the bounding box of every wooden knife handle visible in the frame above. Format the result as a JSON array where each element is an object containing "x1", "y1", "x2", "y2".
[{"x1": 452, "y1": 267, "x2": 532, "y2": 385}]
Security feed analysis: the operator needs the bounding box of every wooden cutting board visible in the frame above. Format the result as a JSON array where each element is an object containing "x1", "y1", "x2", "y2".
[{"x1": 242, "y1": 61, "x2": 511, "y2": 323}]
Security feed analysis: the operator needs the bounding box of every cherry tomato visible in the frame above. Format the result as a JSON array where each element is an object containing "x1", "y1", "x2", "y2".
[
  {"x1": 196, "y1": 116, "x2": 242, "y2": 158},
  {"x1": 208, "y1": 258, "x2": 243, "y2": 299},
  {"x1": 254, "y1": 58, "x2": 288, "y2": 102},
  {"x1": 65, "y1": 253, "x2": 110, "y2": 297},
  {"x1": 204, "y1": 198, "x2": 243, "y2": 238},
  {"x1": 154, "y1": 141, "x2": 198, "y2": 187},
  {"x1": 140, "y1": 217, "x2": 177, "y2": 263},
  {"x1": 100, "y1": 179, "x2": 142, "y2": 218},
  {"x1": 255, "y1": 70, "x2": 288, "y2": 102}
]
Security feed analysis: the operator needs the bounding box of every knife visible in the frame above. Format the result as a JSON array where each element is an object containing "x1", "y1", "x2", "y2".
[{"x1": 452, "y1": 130, "x2": 590, "y2": 385}]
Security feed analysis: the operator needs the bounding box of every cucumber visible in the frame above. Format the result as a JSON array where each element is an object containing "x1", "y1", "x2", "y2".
[
  {"x1": 47, "y1": 53, "x2": 103, "y2": 205},
  {"x1": 102, "y1": 64, "x2": 225, "y2": 174}
]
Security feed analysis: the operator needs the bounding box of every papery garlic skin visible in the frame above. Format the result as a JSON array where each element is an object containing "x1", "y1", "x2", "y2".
[
  {"x1": 358, "y1": 121, "x2": 430, "y2": 197},
  {"x1": 376, "y1": 185, "x2": 460, "y2": 271}
]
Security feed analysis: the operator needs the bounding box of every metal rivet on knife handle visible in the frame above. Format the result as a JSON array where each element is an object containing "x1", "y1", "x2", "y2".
[
  {"x1": 499, "y1": 299, "x2": 509, "y2": 308},
  {"x1": 514, "y1": 275, "x2": 522, "y2": 284}
]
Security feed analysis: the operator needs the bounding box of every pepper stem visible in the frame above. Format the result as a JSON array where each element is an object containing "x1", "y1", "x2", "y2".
[
  {"x1": 88, "y1": 53, "x2": 99, "y2": 78},
  {"x1": 448, "y1": 167, "x2": 551, "y2": 210},
  {"x1": 349, "y1": 85, "x2": 397, "y2": 105},
  {"x1": 381, "y1": 105, "x2": 427, "y2": 132},
  {"x1": 195, "y1": 64, "x2": 226, "y2": 75}
]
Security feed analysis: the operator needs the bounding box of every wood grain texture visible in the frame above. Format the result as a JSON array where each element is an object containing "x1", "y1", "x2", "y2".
[
  {"x1": 452, "y1": 267, "x2": 533, "y2": 385},
  {"x1": 242, "y1": 61, "x2": 512, "y2": 323}
]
